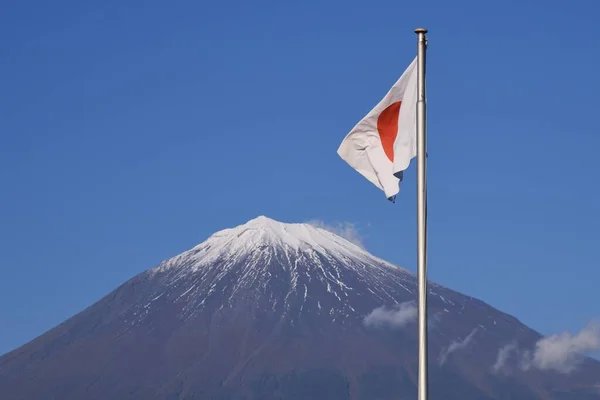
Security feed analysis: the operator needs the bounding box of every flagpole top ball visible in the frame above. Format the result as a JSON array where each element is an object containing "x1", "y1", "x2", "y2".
[{"x1": 414, "y1": 28, "x2": 428, "y2": 34}]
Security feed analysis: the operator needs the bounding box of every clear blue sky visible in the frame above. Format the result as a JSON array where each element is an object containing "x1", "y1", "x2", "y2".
[{"x1": 1, "y1": 0, "x2": 599, "y2": 356}]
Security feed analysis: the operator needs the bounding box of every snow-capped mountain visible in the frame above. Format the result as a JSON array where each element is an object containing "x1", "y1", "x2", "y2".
[{"x1": 1, "y1": 216, "x2": 598, "y2": 399}]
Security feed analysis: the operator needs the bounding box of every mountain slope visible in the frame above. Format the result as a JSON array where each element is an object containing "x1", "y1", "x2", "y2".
[{"x1": 1, "y1": 216, "x2": 598, "y2": 399}]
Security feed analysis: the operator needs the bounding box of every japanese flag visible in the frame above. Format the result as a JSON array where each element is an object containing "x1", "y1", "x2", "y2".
[{"x1": 337, "y1": 57, "x2": 418, "y2": 201}]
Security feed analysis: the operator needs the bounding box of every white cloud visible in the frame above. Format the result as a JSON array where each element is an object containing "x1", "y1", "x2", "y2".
[
  {"x1": 307, "y1": 220, "x2": 365, "y2": 248},
  {"x1": 363, "y1": 302, "x2": 417, "y2": 329},
  {"x1": 519, "y1": 349, "x2": 533, "y2": 372},
  {"x1": 492, "y1": 342, "x2": 518, "y2": 374},
  {"x1": 439, "y1": 328, "x2": 479, "y2": 365},
  {"x1": 491, "y1": 320, "x2": 600, "y2": 375},
  {"x1": 428, "y1": 311, "x2": 445, "y2": 330},
  {"x1": 525, "y1": 320, "x2": 600, "y2": 374}
]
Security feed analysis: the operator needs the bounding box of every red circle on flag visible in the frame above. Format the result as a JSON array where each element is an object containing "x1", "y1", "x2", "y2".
[{"x1": 377, "y1": 101, "x2": 401, "y2": 162}]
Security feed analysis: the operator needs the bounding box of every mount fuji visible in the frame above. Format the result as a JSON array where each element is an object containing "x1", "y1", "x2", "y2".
[{"x1": 1, "y1": 216, "x2": 598, "y2": 399}]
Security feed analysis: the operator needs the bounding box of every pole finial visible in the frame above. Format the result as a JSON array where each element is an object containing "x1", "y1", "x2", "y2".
[{"x1": 414, "y1": 28, "x2": 428, "y2": 34}]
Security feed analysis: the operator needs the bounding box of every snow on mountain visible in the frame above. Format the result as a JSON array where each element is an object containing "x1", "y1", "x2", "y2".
[
  {"x1": 139, "y1": 215, "x2": 418, "y2": 325},
  {"x1": 154, "y1": 215, "x2": 406, "y2": 273}
]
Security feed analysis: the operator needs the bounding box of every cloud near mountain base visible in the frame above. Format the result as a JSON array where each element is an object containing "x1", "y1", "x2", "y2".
[
  {"x1": 492, "y1": 320, "x2": 600, "y2": 374},
  {"x1": 363, "y1": 302, "x2": 417, "y2": 329},
  {"x1": 439, "y1": 328, "x2": 479, "y2": 365}
]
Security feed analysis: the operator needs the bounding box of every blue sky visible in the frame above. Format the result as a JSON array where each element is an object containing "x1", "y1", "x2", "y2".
[{"x1": 1, "y1": 0, "x2": 599, "y2": 356}]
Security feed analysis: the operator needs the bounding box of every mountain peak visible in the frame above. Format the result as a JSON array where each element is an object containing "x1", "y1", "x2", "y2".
[
  {"x1": 210, "y1": 215, "x2": 359, "y2": 252},
  {"x1": 153, "y1": 216, "x2": 406, "y2": 276},
  {"x1": 242, "y1": 215, "x2": 301, "y2": 232},
  {"x1": 245, "y1": 215, "x2": 278, "y2": 225},
  {"x1": 244, "y1": 215, "x2": 314, "y2": 230}
]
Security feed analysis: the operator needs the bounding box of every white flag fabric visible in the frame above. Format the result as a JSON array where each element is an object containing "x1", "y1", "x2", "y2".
[{"x1": 337, "y1": 57, "x2": 418, "y2": 201}]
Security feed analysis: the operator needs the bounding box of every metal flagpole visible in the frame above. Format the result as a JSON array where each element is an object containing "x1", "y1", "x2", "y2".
[{"x1": 414, "y1": 27, "x2": 429, "y2": 400}]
